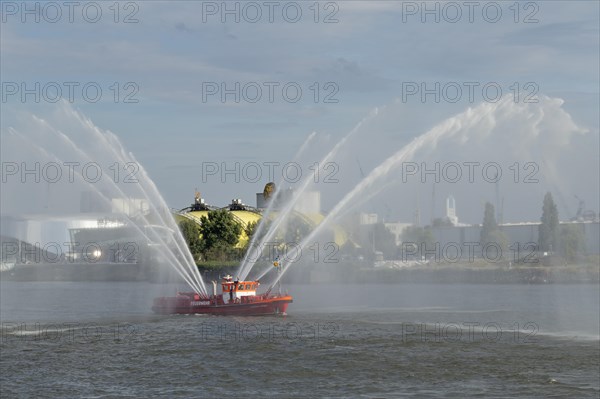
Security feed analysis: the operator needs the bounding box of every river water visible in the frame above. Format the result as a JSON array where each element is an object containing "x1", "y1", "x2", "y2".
[{"x1": 1, "y1": 282, "x2": 598, "y2": 398}]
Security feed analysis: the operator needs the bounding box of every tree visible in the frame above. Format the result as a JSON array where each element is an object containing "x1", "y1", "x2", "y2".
[
  {"x1": 478, "y1": 202, "x2": 508, "y2": 260},
  {"x1": 539, "y1": 192, "x2": 559, "y2": 252},
  {"x1": 244, "y1": 221, "x2": 258, "y2": 241},
  {"x1": 559, "y1": 224, "x2": 585, "y2": 261},
  {"x1": 199, "y1": 209, "x2": 242, "y2": 261},
  {"x1": 432, "y1": 217, "x2": 454, "y2": 227},
  {"x1": 372, "y1": 223, "x2": 398, "y2": 260},
  {"x1": 480, "y1": 202, "x2": 498, "y2": 246},
  {"x1": 179, "y1": 219, "x2": 203, "y2": 261}
]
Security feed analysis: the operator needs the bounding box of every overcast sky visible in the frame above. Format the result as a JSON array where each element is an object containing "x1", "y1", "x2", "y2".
[{"x1": 1, "y1": 1, "x2": 599, "y2": 224}]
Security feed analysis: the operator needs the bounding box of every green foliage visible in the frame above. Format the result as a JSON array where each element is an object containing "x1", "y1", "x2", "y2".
[
  {"x1": 559, "y1": 224, "x2": 585, "y2": 261},
  {"x1": 198, "y1": 209, "x2": 242, "y2": 261},
  {"x1": 539, "y1": 192, "x2": 559, "y2": 252},
  {"x1": 244, "y1": 221, "x2": 258, "y2": 240},
  {"x1": 372, "y1": 223, "x2": 398, "y2": 260},
  {"x1": 203, "y1": 242, "x2": 240, "y2": 262},
  {"x1": 480, "y1": 202, "x2": 498, "y2": 245},
  {"x1": 179, "y1": 219, "x2": 203, "y2": 261},
  {"x1": 478, "y1": 202, "x2": 508, "y2": 259},
  {"x1": 240, "y1": 220, "x2": 260, "y2": 252},
  {"x1": 195, "y1": 260, "x2": 239, "y2": 271},
  {"x1": 199, "y1": 209, "x2": 241, "y2": 248}
]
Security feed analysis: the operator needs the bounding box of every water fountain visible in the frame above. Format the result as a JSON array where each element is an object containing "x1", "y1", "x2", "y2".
[
  {"x1": 234, "y1": 131, "x2": 317, "y2": 280},
  {"x1": 1, "y1": 102, "x2": 208, "y2": 295},
  {"x1": 1, "y1": 94, "x2": 588, "y2": 305},
  {"x1": 236, "y1": 107, "x2": 381, "y2": 281},
  {"x1": 253, "y1": 95, "x2": 587, "y2": 286}
]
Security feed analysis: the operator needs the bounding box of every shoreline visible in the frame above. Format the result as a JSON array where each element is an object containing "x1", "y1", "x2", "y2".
[{"x1": 2, "y1": 262, "x2": 597, "y2": 284}]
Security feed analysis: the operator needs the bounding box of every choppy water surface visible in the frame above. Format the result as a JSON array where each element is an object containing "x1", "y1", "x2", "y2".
[{"x1": 1, "y1": 282, "x2": 598, "y2": 398}]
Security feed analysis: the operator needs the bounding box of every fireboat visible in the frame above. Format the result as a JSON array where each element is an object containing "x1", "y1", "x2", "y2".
[{"x1": 152, "y1": 274, "x2": 293, "y2": 316}]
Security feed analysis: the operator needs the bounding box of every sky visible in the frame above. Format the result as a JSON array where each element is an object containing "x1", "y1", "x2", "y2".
[{"x1": 1, "y1": 1, "x2": 599, "y2": 225}]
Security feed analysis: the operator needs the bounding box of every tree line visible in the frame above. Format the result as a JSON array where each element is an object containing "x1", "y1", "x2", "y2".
[
  {"x1": 179, "y1": 192, "x2": 587, "y2": 266},
  {"x1": 403, "y1": 192, "x2": 585, "y2": 262}
]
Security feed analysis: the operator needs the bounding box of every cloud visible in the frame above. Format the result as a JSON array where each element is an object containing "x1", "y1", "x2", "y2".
[
  {"x1": 309, "y1": 57, "x2": 391, "y2": 93},
  {"x1": 1, "y1": 1, "x2": 597, "y2": 220}
]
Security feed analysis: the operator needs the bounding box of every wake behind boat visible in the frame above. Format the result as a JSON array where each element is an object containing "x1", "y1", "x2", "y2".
[{"x1": 152, "y1": 275, "x2": 293, "y2": 316}]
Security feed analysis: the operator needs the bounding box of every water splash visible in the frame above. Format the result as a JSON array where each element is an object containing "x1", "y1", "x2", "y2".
[
  {"x1": 234, "y1": 131, "x2": 317, "y2": 280},
  {"x1": 264, "y1": 95, "x2": 586, "y2": 286},
  {"x1": 237, "y1": 107, "x2": 380, "y2": 281},
  {"x1": 1, "y1": 102, "x2": 208, "y2": 295}
]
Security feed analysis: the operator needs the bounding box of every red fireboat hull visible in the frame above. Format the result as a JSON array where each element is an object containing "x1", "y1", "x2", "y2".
[{"x1": 152, "y1": 293, "x2": 293, "y2": 316}]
